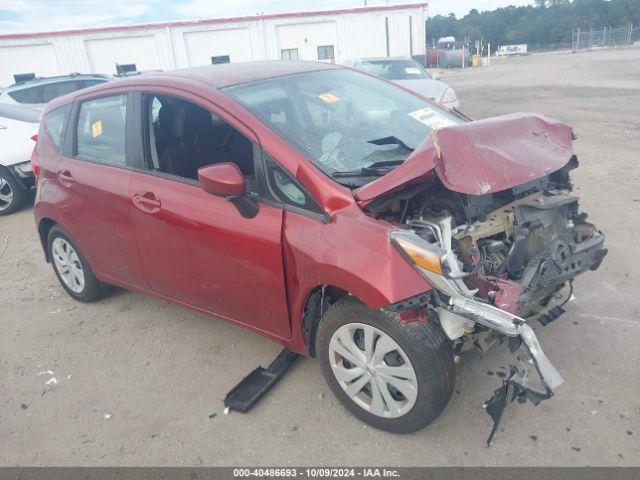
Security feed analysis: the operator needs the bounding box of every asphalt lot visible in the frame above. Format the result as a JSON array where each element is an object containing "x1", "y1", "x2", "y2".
[{"x1": 1, "y1": 47, "x2": 639, "y2": 467}]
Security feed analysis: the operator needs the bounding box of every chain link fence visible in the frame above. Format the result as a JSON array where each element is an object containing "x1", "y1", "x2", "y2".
[{"x1": 571, "y1": 25, "x2": 634, "y2": 51}]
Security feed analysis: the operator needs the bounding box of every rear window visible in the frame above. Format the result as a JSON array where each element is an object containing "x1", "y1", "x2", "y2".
[
  {"x1": 358, "y1": 60, "x2": 431, "y2": 80},
  {"x1": 8, "y1": 86, "x2": 42, "y2": 104},
  {"x1": 76, "y1": 94, "x2": 127, "y2": 166},
  {"x1": 43, "y1": 105, "x2": 72, "y2": 152}
]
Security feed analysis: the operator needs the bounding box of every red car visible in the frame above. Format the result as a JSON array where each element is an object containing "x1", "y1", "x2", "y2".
[{"x1": 33, "y1": 61, "x2": 606, "y2": 440}]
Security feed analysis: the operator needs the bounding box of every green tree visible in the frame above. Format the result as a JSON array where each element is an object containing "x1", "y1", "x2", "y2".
[{"x1": 426, "y1": 0, "x2": 639, "y2": 50}]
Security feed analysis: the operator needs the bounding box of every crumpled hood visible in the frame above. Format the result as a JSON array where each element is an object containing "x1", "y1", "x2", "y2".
[{"x1": 355, "y1": 113, "x2": 575, "y2": 203}]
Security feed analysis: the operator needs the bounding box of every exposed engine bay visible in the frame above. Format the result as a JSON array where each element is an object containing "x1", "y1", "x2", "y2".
[
  {"x1": 371, "y1": 155, "x2": 607, "y2": 445},
  {"x1": 370, "y1": 155, "x2": 606, "y2": 319}
]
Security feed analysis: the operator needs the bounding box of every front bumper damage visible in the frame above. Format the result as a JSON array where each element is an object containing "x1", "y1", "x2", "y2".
[
  {"x1": 415, "y1": 234, "x2": 564, "y2": 446},
  {"x1": 450, "y1": 296, "x2": 563, "y2": 446}
]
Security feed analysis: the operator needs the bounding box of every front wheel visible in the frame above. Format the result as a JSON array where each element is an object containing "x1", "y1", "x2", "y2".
[{"x1": 316, "y1": 297, "x2": 455, "y2": 434}]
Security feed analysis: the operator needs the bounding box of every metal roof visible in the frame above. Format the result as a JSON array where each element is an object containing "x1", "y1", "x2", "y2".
[{"x1": 0, "y1": 3, "x2": 427, "y2": 40}]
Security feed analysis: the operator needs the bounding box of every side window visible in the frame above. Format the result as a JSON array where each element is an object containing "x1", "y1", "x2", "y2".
[
  {"x1": 211, "y1": 55, "x2": 230, "y2": 64},
  {"x1": 264, "y1": 155, "x2": 325, "y2": 217},
  {"x1": 43, "y1": 104, "x2": 72, "y2": 152},
  {"x1": 81, "y1": 80, "x2": 107, "y2": 89},
  {"x1": 281, "y1": 48, "x2": 299, "y2": 61},
  {"x1": 8, "y1": 86, "x2": 42, "y2": 104},
  {"x1": 145, "y1": 94, "x2": 256, "y2": 190},
  {"x1": 41, "y1": 81, "x2": 82, "y2": 103},
  {"x1": 76, "y1": 94, "x2": 127, "y2": 166},
  {"x1": 317, "y1": 45, "x2": 335, "y2": 61}
]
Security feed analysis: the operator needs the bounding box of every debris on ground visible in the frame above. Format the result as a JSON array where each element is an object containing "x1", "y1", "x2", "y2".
[
  {"x1": 103, "y1": 413, "x2": 112, "y2": 420},
  {"x1": 45, "y1": 377, "x2": 58, "y2": 385}
]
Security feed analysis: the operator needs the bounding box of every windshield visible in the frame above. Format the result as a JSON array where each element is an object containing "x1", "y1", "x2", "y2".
[
  {"x1": 356, "y1": 59, "x2": 431, "y2": 80},
  {"x1": 228, "y1": 69, "x2": 460, "y2": 184}
]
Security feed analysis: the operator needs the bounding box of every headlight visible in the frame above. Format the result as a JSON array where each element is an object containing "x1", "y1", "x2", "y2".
[
  {"x1": 389, "y1": 230, "x2": 447, "y2": 275},
  {"x1": 441, "y1": 87, "x2": 457, "y2": 105}
]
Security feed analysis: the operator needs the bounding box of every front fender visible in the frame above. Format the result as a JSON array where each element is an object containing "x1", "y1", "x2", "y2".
[{"x1": 281, "y1": 205, "x2": 431, "y2": 352}]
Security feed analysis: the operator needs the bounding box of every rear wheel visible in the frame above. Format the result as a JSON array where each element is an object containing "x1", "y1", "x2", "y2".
[
  {"x1": 0, "y1": 169, "x2": 27, "y2": 216},
  {"x1": 47, "y1": 225, "x2": 111, "y2": 302},
  {"x1": 316, "y1": 297, "x2": 455, "y2": 434}
]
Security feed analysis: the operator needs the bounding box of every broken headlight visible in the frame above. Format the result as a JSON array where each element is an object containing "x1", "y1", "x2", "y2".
[{"x1": 389, "y1": 229, "x2": 448, "y2": 276}]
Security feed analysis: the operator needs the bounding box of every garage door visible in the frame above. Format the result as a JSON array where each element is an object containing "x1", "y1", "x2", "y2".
[
  {"x1": 85, "y1": 36, "x2": 161, "y2": 76},
  {"x1": 184, "y1": 28, "x2": 252, "y2": 66},
  {"x1": 0, "y1": 43, "x2": 60, "y2": 87},
  {"x1": 276, "y1": 22, "x2": 337, "y2": 62}
]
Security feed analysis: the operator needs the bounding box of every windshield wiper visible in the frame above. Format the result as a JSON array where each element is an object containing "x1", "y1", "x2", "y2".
[
  {"x1": 367, "y1": 135, "x2": 414, "y2": 152},
  {"x1": 332, "y1": 159, "x2": 405, "y2": 178}
]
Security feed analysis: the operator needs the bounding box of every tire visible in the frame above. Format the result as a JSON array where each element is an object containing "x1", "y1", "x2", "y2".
[
  {"x1": 316, "y1": 296, "x2": 455, "y2": 434},
  {"x1": 0, "y1": 168, "x2": 27, "y2": 216},
  {"x1": 47, "y1": 225, "x2": 111, "y2": 302}
]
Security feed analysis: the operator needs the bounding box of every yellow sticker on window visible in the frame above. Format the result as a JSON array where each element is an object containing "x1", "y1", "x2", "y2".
[
  {"x1": 318, "y1": 92, "x2": 340, "y2": 103},
  {"x1": 91, "y1": 120, "x2": 103, "y2": 138}
]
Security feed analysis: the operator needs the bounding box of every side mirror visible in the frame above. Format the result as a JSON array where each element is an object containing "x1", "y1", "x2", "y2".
[
  {"x1": 198, "y1": 163, "x2": 259, "y2": 219},
  {"x1": 198, "y1": 163, "x2": 246, "y2": 197}
]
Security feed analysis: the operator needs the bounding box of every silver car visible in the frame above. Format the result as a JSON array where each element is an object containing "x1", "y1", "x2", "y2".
[
  {"x1": 0, "y1": 73, "x2": 110, "y2": 109},
  {"x1": 343, "y1": 57, "x2": 459, "y2": 109}
]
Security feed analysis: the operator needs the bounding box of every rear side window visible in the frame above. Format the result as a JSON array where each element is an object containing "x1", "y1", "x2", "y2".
[
  {"x1": 76, "y1": 94, "x2": 127, "y2": 166},
  {"x1": 80, "y1": 79, "x2": 106, "y2": 89},
  {"x1": 41, "y1": 81, "x2": 83, "y2": 103},
  {"x1": 43, "y1": 105, "x2": 71, "y2": 152},
  {"x1": 8, "y1": 86, "x2": 42, "y2": 104}
]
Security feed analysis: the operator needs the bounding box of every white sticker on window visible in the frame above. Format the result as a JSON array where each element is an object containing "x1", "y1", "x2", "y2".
[
  {"x1": 408, "y1": 108, "x2": 456, "y2": 129},
  {"x1": 404, "y1": 67, "x2": 422, "y2": 75}
]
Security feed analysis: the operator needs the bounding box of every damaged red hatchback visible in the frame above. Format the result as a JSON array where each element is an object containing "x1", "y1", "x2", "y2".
[{"x1": 33, "y1": 61, "x2": 606, "y2": 440}]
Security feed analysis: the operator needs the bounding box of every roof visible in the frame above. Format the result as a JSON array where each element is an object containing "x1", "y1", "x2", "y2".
[
  {"x1": 115, "y1": 60, "x2": 341, "y2": 90},
  {"x1": 0, "y1": 3, "x2": 427, "y2": 40}
]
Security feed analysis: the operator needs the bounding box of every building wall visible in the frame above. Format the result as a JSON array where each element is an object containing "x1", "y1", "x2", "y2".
[{"x1": 0, "y1": 4, "x2": 427, "y2": 86}]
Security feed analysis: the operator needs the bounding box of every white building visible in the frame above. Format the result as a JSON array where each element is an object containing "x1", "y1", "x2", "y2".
[{"x1": 0, "y1": 3, "x2": 427, "y2": 86}]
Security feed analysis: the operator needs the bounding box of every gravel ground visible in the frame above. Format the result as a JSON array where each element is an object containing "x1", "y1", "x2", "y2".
[{"x1": 1, "y1": 46, "x2": 639, "y2": 467}]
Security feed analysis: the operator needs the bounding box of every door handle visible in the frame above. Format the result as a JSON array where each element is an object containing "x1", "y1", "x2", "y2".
[
  {"x1": 57, "y1": 170, "x2": 75, "y2": 186},
  {"x1": 133, "y1": 192, "x2": 161, "y2": 212}
]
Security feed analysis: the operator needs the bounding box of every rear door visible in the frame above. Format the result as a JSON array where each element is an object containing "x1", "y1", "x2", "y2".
[
  {"x1": 127, "y1": 89, "x2": 291, "y2": 338},
  {"x1": 53, "y1": 92, "x2": 148, "y2": 288}
]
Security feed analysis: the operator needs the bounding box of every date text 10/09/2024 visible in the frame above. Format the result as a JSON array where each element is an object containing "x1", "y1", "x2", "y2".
[{"x1": 233, "y1": 468, "x2": 401, "y2": 478}]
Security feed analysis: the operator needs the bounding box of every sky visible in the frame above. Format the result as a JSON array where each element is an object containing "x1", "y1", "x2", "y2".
[{"x1": 0, "y1": 0, "x2": 535, "y2": 35}]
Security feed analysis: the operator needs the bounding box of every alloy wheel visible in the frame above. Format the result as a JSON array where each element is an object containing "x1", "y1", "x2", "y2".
[
  {"x1": 51, "y1": 238, "x2": 86, "y2": 293},
  {"x1": 328, "y1": 322, "x2": 418, "y2": 418},
  {"x1": 0, "y1": 177, "x2": 14, "y2": 212}
]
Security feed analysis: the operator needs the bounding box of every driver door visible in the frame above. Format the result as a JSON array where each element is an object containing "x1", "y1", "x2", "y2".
[{"x1": 128, "y1": 90, "x2": 291, "y2": 338}]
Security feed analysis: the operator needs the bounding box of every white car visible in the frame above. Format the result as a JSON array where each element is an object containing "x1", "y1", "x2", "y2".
[
  {"x1": 343, "y1": 57, "x2": 459, "y2": 109},
  {"x1": 0, "y1": 104, "x2": 40, "y2": 215}
]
